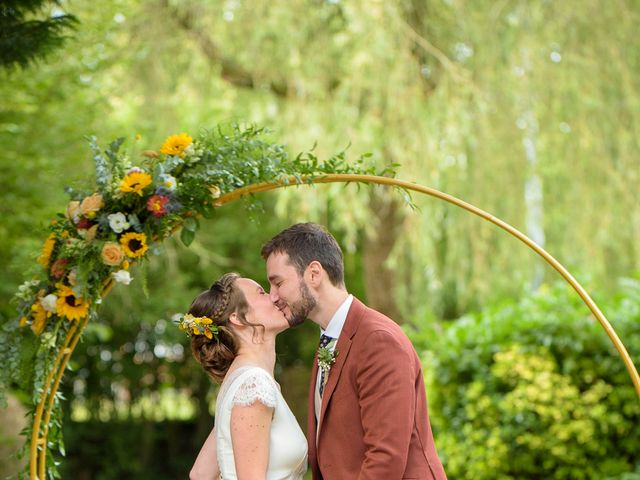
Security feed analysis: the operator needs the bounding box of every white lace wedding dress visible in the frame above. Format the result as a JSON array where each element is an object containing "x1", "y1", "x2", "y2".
[{"x1": 215, "y1": 366, "x2": 308, "y2": 480}]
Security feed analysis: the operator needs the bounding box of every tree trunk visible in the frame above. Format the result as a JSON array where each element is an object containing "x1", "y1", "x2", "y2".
[{"x1": 363, "y1": 189, "x2": 404, "y2": 323}]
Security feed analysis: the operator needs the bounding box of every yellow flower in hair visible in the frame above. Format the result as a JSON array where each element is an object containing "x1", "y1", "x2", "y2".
[
  {"x1": 56, "y1": 284, "x2": 90, "y2": 321},
  {"x1": 177, "y1": 313, "x2": 218, "y2": 340},
  {"x1": 160, "y1": 133, "x2": 193, "y2": 157},
  {"x1": 120, "y1": 171, "x2": 152, "y2": 196},
  {"x1": 38, "y1": 234, "x2": 56, "y2": 268},
  {"x1": 120, "y1": 232, "x2": 148, "y2": 258}
]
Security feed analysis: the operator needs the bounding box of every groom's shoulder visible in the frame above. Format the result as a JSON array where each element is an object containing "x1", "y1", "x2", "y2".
[{"x1": 353, "y1": 299, "x2": 409, "y2": 339}]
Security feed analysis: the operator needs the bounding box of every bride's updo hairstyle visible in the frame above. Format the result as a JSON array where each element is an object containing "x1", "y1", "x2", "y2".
[{"x1": 187, "y1": 272, "x2": 248, "y2": 382}]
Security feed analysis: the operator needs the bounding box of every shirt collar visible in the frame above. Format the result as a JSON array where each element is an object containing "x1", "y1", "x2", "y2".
[{"x1": 321, "y1": 294, "x2": 353, "y2": 340}]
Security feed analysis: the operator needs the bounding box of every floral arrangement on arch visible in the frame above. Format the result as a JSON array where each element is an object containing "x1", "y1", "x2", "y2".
[
  {"x1": 2, "y1": 124, "x2": 384, "y2": 479},
  {"x1": 11, "y1": 124, "x2": 378, "y2": 342}
]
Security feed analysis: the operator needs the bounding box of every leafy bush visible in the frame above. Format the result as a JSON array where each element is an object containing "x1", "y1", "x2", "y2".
[{"x1": 414, "y1": 279, "x2": 640, "y2": 479}]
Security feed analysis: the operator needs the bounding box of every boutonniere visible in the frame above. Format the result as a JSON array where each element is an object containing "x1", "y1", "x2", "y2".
[{"x1": 318, "y1": 339, "x2": 338, "y2": 374}]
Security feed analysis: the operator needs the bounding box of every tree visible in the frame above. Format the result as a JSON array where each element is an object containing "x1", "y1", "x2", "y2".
[{"x1": 0, "y1": 0, "x2": 77, "y2": 70}]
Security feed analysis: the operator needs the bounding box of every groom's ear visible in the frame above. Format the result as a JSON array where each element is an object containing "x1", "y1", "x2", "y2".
[{"x1": 306, "y1": 261, "x2": 323, "y2": 286}]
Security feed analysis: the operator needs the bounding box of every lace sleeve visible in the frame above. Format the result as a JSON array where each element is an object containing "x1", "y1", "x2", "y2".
[{"x1": 232, "y1": 369, "x2": 278, "y2": 408}]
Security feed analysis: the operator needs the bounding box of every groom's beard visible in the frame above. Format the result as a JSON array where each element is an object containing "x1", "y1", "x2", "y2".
[{"x1": 286, "y1": 281, "x2": 316, "y2": 328}]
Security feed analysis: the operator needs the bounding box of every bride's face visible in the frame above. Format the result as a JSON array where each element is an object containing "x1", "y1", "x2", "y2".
[{"x1": 235, "y1": 277, "x2": 289, "y2": 334}]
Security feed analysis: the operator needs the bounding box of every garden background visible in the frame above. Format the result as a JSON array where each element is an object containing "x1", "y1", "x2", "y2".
[{"x1": 1, "y1": 1, "x2": 639, "y2": 478}]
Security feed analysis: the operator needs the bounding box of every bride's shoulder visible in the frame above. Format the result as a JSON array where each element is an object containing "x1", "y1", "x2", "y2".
[{"x1": 226, "y1": 366, "x2": 278, "y2": 408}]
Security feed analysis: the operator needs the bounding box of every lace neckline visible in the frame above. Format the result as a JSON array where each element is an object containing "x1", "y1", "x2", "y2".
[{"x1": 219, "y1": 365, "x2": 278, "y2": 401}]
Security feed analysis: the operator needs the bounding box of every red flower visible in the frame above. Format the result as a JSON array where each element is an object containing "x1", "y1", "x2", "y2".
[
  {"x1": 51, "y1": 258, "x2": 69, "y2": 279},
  {"x1": 77, "y1": 218, "x2": 93, "y2": 230},
  {"x1": 147, "y1": 195, "x2": 170, "y2": 218}
]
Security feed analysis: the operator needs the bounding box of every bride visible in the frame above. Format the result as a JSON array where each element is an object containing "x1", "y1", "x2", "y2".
[{"x1": 181, "y1": 272, "x2": 307, "y2": 479}]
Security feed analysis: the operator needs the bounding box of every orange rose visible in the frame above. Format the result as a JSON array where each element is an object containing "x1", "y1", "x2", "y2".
[
  {"x1": 80, "y1": 193, "x2": 104, "y2": 217},
  {"x1": 65, "y1": 200, "x2": 81, "y2": 222},
  {"x1": 101, "y1": 242, "x2": 124, "y2": 266}
]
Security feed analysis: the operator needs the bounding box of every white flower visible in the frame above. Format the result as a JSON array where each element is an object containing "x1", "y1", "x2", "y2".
[
  {"x1": 40, "y1": 294, "x2": 58, "y2": 313},
  {"x1": 127, "y1": 166, "x2": 144, "y2": 174},
  {"x1": 108, "y1": 212, "x2": 130, "y2": 233},
  {"x1": 183, "y1": 144, "x2": 195, "y2": 156},
  {"x1": 160, "y1": 174, "x2": 177, "y2": 191},
  {"x1": 18, "y1": 279, "x2": 39, "y2": 293},
  {"x1": 112, "y1": 270, "x2": 133, "y2": 285}
]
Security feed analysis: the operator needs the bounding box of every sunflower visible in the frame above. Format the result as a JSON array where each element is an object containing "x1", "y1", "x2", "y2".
[
  {"x1": 120, "y1": 232, "x2": 149, "y2": 258},
  {"x1": 30, "y1": 302, "x2": 49, "y2": 335},
  {"x1": 56, "y1": 284, "x2": 90, "y2": 321},
  {"x1": 37, "y1": 234, "x2": 56, "y2": 268},
  {"x1": 120, "y1": 171, "x2": 152, "y2": 196},
  {"x1": 160, "y1": 133, "x2": 193, "y2": 157}
]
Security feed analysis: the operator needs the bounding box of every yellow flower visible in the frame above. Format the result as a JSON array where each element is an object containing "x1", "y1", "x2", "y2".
[
  {"x1": 56, "y1": 284, "x2": 90, "y2": 321},
  {"x1": 30, "y1": 302, "x2": 49, "y2": 335},
  {"x1": 122, "y1": 260, "x2": 130, "y2": 270},
  {"x1": 120, "y1": 232, "x2": 148, "y2": 258},
  {"x1": 19, "y1": 316, "x2": 28, "y2": 328},
  {"x1": 208, "y1": 185, "x2": 221, "y2": 199},
  {"x1": 120, "y1": 171, "x2": 152, "y2": 196},
  {"x1": 38, "y1": 234, "x2": 56, "y2": 268},
  {"x1": 160, "y1": 133, "x2": 193, "y2": 157},
  {"x1": 204, "y1": 328, "x2": 213, "y2": 340}
]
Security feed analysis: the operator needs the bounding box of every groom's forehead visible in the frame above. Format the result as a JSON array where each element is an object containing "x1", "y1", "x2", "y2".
[{"x1": 267, "y1": 252, "x2": 296, "y2": 275}]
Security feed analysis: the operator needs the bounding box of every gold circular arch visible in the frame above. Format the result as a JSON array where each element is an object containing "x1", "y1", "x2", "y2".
[{"x1": 29, "y1": 174, "x2": 640, "y2": 479}]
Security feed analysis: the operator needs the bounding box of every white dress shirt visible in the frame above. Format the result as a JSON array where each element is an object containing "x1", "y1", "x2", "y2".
[{"x1": 315, "y1": 294, "x2": 354, "y2": 423}]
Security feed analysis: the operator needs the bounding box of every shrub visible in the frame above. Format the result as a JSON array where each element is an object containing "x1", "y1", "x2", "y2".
[{"x1": 414, "y1": 279, "x2": 640, "y2": 479}]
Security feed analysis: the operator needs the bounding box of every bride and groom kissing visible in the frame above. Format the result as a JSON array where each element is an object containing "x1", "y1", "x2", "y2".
[{"x1": 183, "y1": 223, "x2": 447, "y2": 479}]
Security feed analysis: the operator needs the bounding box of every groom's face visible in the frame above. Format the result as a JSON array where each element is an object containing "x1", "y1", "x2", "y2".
[{"x1": 266, "y1": 252, "x2": 317, "y2": 327}]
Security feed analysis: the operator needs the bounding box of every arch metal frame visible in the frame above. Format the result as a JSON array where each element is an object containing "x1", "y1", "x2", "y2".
[{"x1": 29, "y1": 174, "x2": 640, "y2": 479}]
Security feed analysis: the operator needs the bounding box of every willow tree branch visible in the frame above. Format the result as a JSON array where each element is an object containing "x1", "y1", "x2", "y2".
[{"x1": 161, "y1": 0, "x2": 288, "y2": 97}]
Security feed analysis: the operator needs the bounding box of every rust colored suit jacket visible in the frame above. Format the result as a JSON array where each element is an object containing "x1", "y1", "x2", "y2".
[{"x1": 307, "y1": 298, "x2": 447, "y2": 480}]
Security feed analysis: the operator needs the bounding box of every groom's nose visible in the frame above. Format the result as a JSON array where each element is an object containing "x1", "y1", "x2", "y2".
[{"x1": 269, "y1": 288, "x2": 279, "y2": 304}]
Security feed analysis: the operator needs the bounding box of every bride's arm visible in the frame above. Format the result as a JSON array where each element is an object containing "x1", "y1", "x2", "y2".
[
  {"x1": 190, "y1": 426, "x2": 220, "y2": 480},
  {"x1": 231, "y1": 402, "x2": 274, "y2": 480}
]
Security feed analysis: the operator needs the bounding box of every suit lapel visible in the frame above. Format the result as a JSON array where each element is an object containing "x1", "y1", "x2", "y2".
[
  {"x1": 307, "y1": 348, "x2": 320, "y2": 470},
  {"x1": 317, "y1": 298, "x2": 365, "y2": 435}
]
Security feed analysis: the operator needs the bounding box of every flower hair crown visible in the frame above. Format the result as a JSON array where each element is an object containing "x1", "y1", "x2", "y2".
[{"x1": 177, "y1": 313, "x2": 220, "y2": 340}]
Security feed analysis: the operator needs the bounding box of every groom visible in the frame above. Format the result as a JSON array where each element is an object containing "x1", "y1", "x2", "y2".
[{"x1": 262, "y1": 223, "x2": 446, "y2": 479}]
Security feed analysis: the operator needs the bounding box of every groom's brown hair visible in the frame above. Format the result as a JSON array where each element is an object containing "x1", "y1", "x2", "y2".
[{"x1": 261, "y1": 222, "x2": 345, "y2": 287}]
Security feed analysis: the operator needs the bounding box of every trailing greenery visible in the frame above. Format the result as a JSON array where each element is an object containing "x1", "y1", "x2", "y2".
[
  {"x1": 0, "y1": 124, "x2": 379, "y2": 478},
  {"x1": 413, "y1": 279, "x2": 640, "y2": 479}
]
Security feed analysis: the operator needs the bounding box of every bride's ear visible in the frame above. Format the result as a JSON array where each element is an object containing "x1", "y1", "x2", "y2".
[
  {"x1": 229, "y1": 312, "x2": 240, "y2": 325},
  {"x1": 227, "y1": 311, "x2": 242, "y2": 327}
]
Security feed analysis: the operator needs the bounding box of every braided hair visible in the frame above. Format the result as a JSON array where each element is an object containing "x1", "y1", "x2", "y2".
[
  {"x1": 187, "y1": 272, "x2": 265, "y2": 382},
  {"x1": 187, "y1": 273, "x2": 245, "y2": 382}
]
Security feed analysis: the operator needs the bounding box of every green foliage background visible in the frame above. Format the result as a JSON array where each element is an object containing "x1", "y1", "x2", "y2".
[{"x1": 1, "y1": 0, "x2": 639, "y2": 478}]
